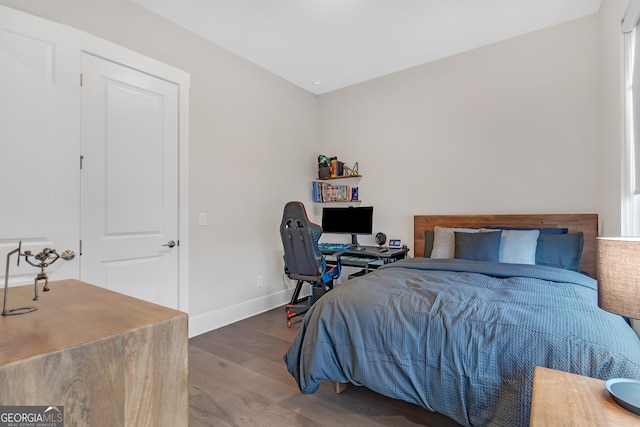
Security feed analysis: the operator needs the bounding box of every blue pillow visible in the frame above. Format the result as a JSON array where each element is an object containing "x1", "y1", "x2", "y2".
[
  {"x1": 497, "y1": 229, "x2": 540, "y2": 264},
  {"x1": 535, "y1": 232, "x2": 584, "y2": 271},
  {"x1": 483, "y1": 226, "x2": 568, "y2": 234},
  {"x1": 454, "y1": 230, "x2": 502, "y2": 262}
]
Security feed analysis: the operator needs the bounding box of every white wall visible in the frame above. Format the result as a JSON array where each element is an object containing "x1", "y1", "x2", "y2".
[
  {"x1": 0, "y1": 1, "x2": 631, "y2": 335},
  {"x1": 0, "y1": 0, "x2": 319, "y2": 335},
  {"x1": 317, "y1": 15, "x2": 602, "y2": 252}
]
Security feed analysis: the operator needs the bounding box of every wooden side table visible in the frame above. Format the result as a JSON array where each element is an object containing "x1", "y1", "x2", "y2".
[{"x1": 530, "y1": 366, "x2": 640, "y2": 426}]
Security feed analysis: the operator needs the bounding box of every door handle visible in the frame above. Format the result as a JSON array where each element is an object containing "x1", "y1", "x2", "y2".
[{"x1": 162, "y1": 240, "x2": 177, "y2": 248}]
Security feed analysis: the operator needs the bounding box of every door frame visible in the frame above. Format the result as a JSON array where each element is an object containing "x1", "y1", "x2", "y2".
[{"x1": 75, "y1": 28, "x2": 190, "y2": 313}]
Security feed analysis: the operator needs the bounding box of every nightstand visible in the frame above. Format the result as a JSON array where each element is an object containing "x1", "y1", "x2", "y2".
[{"x1": 530, "y1": 366, "x2": 640, "y2": 426}]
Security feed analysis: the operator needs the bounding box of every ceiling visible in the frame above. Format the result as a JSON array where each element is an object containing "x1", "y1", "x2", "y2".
[{"x1": 133, "y1": 0, "x2": 602, "y2": 95}]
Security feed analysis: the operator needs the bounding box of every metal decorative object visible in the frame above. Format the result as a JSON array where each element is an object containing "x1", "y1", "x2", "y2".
[{"x1": 2, "y1": 241, "x2": 75, "y2": 315}]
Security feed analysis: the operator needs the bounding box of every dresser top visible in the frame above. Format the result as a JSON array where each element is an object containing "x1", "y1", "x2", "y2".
[
  {"x1": 531, "y1": 366, "x2": 640, "y2": 426},
  {"x1": 0, "y1": 279, "x2": 186, "y2": 365}
]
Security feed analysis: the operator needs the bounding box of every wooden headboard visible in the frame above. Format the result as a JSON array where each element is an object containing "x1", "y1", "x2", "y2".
[{"x1": 414, "y1": 214, "x2": 599, "y2": 278}]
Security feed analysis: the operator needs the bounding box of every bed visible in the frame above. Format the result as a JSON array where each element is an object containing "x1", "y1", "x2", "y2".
[{"x1": 283, "y1": 214, "x2": 640, "y2": 426}]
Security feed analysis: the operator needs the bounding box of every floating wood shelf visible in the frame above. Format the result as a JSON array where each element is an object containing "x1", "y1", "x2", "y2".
[{"x1": 318, "y1": 175, "x2": 362, "y2": 180}]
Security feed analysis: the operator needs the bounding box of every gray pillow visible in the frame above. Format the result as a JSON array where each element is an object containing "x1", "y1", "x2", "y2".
[
  {"x1": 454, "y1": 230, "x2": 502, "y2": 262},
  {"x1": 424, "y1": 230, "x2": 434, "y2": 258}
]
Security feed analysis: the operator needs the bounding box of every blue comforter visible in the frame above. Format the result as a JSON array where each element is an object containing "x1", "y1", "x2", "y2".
[{"x1": 283, "y1": 258, "x2": 640, "y2": 426}]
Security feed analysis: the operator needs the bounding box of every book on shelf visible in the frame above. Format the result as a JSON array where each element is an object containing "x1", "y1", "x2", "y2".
[{"x1": 312, "y1": 181, "x2": 358, "y2": 202}]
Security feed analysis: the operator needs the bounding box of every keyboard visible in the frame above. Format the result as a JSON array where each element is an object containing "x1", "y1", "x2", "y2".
[
  {"x1": 318, "y1": 243, "x2": 351, "y2": 251},
  {"x1": 342, "y1": 256, "x2": 379, "y2": 263}
]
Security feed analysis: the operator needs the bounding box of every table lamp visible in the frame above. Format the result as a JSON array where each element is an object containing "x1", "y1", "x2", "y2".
[{"x1": 597, "y1": 237, "x2": 640, "y2": 415}]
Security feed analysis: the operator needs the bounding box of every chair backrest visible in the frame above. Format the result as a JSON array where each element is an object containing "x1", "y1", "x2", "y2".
[{"x1": 280, "y1": 201, "x2": 324, "y2": 282}]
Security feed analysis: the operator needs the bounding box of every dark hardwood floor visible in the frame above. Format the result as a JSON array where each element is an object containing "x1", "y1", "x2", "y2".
[{"x1": 188, "y1": 306, "x2": 461, "y2": 426}]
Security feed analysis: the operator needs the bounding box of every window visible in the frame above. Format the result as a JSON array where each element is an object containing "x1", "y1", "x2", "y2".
[{"x1": 622, "y1": 1, "x2": 640, "y2": 235}]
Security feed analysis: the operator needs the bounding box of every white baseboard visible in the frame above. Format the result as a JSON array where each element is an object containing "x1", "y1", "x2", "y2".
[{"x1": 188, "y1": 289, "x2": 291, "y2": 338}]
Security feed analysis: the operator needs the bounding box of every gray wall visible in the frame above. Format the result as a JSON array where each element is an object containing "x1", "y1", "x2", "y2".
[
  {"x1": 0, "y1": 0, "x2": 319, "y2": 334},
  {"x1": 317, "y1": 15, "x2": 601, "y2": 246},
  {"x1": 0, "y1": 0, "x2": 631, "y2": 334}
]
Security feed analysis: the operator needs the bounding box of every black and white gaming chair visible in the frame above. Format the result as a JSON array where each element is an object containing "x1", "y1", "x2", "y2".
[{"x1": 280, "y1": 201, "x2": 341, "y2": 327}]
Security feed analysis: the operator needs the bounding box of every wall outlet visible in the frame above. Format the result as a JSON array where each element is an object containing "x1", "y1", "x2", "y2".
[{"x1": 256, "y1": 275, "x2": 263, "y2": 287}]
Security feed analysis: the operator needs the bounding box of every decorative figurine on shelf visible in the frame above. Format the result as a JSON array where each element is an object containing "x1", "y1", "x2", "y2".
[{"x1": 2, "y1": 241, "x2": 75, "y2": 315}]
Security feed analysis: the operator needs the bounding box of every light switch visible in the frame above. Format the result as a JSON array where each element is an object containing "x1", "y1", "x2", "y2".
[{"x1": 198, "y1": 212, "x2": 207, "y2": 226}]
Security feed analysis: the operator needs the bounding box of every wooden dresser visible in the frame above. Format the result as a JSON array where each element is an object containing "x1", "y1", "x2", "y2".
[
  {"x1": 530, "y1": 366, "x2": 640, "y2": 426},
  {"x1": 0, "y1": 279, "x2": 188, "y2": 426}
]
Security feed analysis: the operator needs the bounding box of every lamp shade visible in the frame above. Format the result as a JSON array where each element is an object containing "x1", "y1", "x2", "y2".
[{"x1": 597, "y1": 237, "x2": 640, "y2": 319}]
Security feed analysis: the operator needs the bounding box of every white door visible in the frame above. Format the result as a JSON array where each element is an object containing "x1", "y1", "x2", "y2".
[
  {"x1": 0, "y1": 8, "x2": 80, "y2": 286},
  {"x1": 80, "y1": 53, "x2": 180, "y2": 309}
]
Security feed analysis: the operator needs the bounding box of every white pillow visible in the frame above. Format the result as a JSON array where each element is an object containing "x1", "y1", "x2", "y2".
[
  {"x1": 497, "y1": 229, "x2": 540, "y2": 264},
  {"x1": 430, "y1": 226, "x2": 479, "y2": 259}
]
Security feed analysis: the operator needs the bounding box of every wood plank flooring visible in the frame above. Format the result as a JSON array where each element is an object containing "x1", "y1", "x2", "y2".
[{"x1": 188, "y1": 306, "x2": 461, "y2": 426}]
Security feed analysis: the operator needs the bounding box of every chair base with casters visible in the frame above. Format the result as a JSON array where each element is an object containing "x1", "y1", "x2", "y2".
[{"x1": 280, "y1": 201, "x2": 342, "y2": 328}]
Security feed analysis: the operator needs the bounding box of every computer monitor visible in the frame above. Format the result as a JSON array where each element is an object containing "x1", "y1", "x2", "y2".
[{"x1": 321, "y1": 206, "x2": 373, "y2": 250}]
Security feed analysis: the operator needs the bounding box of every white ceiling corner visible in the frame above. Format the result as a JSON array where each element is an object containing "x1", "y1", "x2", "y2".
[{"x1": 133, "y1": 0, "x2": 602, "y2": 95}]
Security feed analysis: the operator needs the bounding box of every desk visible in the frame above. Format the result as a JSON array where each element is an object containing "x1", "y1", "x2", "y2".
[
  {"x1": 0, "y1": 279, "x2": 188, "y2": 426},
  {"x1": 530, "y1": 366, "x2": 640, "y2": 426},
  {"x1": 322, "y1": 245, "x2": 409, "y2": 275}
]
